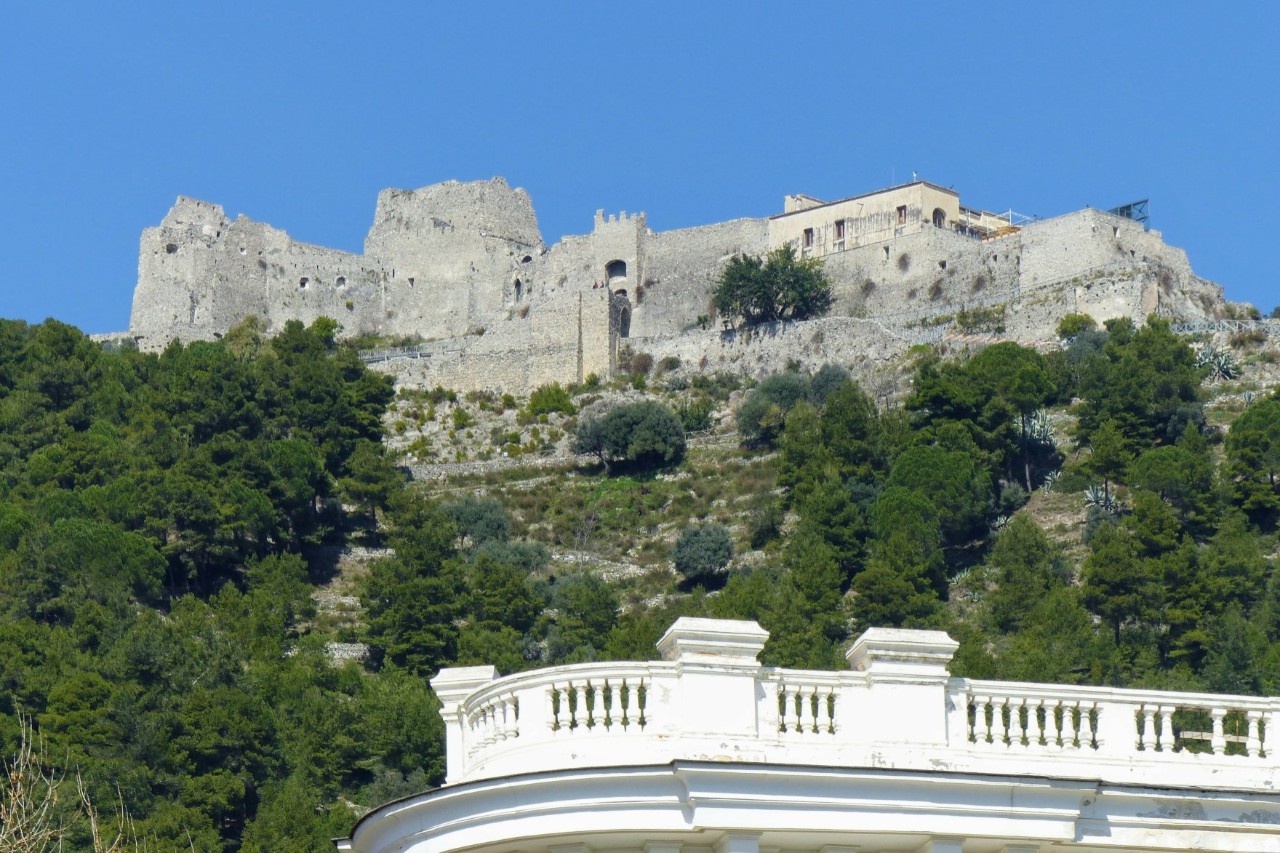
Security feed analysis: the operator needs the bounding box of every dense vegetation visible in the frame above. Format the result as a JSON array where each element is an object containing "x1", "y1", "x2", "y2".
[
  {"x1": 712, "y1": 245, "x2": 834, "y2": 327},
  {"x1": 1, "y1": 312, "x2": 1278, "y2": 848}
]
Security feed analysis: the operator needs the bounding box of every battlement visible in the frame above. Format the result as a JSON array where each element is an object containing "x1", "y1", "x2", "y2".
[{"x1": 129, "y1": 177, "x2": 1228, "y2": 393}]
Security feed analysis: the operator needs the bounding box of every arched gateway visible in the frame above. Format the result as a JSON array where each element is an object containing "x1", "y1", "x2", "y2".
[{"x1": 337, "y1": 618, "x2": 1280, "y2": 853}]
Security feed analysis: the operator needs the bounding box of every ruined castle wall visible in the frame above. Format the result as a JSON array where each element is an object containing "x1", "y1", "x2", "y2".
[
  {"x1": 363, "y1": 178, "x2": 544, "y2": 340},
  {"x1": 819, "y1": 224, "x2": 1021, "y2": 319},
  {"x1": 131, "y1": 197, "x2": 393, "y2": 349},
  {"x1": 370, "y1": 289, "x2": 613, "y2": 393},
  {"x1": 637, "y1": 218, "x2": 769, "y2": 336},
  {"x1": 635, "y1": 316, "x2": 911, "y2": 388}
]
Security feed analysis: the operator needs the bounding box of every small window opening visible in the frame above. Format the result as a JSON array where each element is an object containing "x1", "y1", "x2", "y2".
[
  {"x1": 165, "y1": 243, "x2": 178, "y2": 254},
  {"x1": 897, "y1": 205, "x2": 908, "y2": 225},
  {"x1": 336, "y1": 276, "x2": 346, "y2": 287},
  {"x1": 605, "y1": 259, "x2": 628, "y2": 282},
  {"x1": 299, "y1": 277, "x2": 309, "y2": 289},
  {"x1": 834, "y1": 220, "x2": 845, "y2": 240},
  {"x1": 408, "y1": 277, "x2": 415, "y2": 287},
  {"x1": 993, "y1": 255, "x2": 998, "y2": 263},
  {"x1": 884, "y1": 246, "x2": 891, "y2": 259},
  {"x1": 802, "y1": 227, "x2": 814, "y2": 248},
  {"x1": 938, "y1": 260, "x2": 947, "y2": 270},
  {"x1": 932, "y1": 208, "x2": 946, "y2": 228},
  {"x1": 1113, "y1": 226, "x2": 1119, "y2": 238},
  {"x1": 514, "y1": 279, "x2": 523, "y2": 302},
  {"x1": 521, "y1": 255, "x2": 533, "y2": 264}
]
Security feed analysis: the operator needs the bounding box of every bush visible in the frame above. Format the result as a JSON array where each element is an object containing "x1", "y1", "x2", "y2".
[
  {"x1": 673, "y1": 523, "x2": 734, "y2": 586},
  {"x1": 675, "y1": 396, "x2": 715, "y2": 433},
  {"x1": 527, "y1": 382, "x2": 577, "y2": 416},
  {"x1": 1057, "y1": 313, "x2": 1097, "y2": 338},
  {"x1": 573, "y1": 400, "x2": 687, "y2": 473},
  {"x1": 629, "y1": 352, "x2": 654, "y2": 376},
  {"x1": 737, "y1": 372, "x2": 809, "y2": 446},
  {"x1": 441, "y1": 496, "x2": 510, "y2": 546},
  {"x1": 808, "y1": 363, "x2": 852, "y2": 407}
]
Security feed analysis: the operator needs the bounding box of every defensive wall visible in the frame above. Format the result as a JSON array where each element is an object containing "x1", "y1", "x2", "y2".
[{"x1": 128, "y1": 178, "x2": 1228, "y2": 393}]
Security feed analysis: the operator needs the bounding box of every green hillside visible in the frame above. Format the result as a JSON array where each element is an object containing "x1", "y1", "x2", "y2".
[{"x1": 1, "y1": 315, "x2": 1277, "y2": 849}]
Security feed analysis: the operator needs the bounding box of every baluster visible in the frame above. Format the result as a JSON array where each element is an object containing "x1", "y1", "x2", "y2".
[
  {"x1": 504, "y1": 695, "x2": 518, "y2": 739},
  {"x1": 1246, "y1": 710, "x2": 1262, "y2": 758},
  {"x1": 637, "y1": 678, "x2": 647, "y2": 728},
  {"x1": 823, "y1": 688, "x2": 836, "y2": 734},
  {"x1": 558, "y1": 685, "x2": 572, "y2": 731},
  {"x1": 1048, "y1": 700, "x2": 1063, "y2": 748},
  {"x1": 999, "y1": 697, "x2": 1013, "y2": 746},
  {"x1": 593, "y1": 681, "x2": 605, "y2": 730},
  {"x1": 1140, "y1": 705, "x2": 1157, "y2": 751},
  {"x1": 546, "y1": 685, "x2": 557, "y2": 733},
  {"x1": 619, "y1": 680, "x2": 631, "y2": 730},
  {"x1": 978, "y1": 695, "x2": 993, "y2": 743},
  {"x1": 1080, "y1": 701, "x2": 1096, "y2": 749},
  {"x1": 1211, "y1": 707, "x2": 1227, "y2": 756}
]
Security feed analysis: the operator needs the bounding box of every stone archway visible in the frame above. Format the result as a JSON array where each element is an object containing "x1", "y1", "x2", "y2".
[{"x1": 932, "y1": 208, "x2": 947, "y2": 228}]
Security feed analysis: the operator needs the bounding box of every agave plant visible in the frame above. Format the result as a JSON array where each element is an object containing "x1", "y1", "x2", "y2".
[
  {"x1": 1196, "y1": 345, "x2": 1239, "y2": 383},
  {"x1": 1041, "y1": 470, "x2": 1060, "y2": 493},
  {"x1": 1026, "y1": 409, "x2": 1054, "y2": 446},
  {"x1": 990, "y1": 514, "x2": 1010, "y2": 533},
  {"x1": 1084, "y1": 483, "x2": 1118, "y2": 513}
]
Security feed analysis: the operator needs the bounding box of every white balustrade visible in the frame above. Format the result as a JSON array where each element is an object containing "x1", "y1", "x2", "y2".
[
  {"x1": 770, "y1": 676, "x2": 839, "y2": 736},
  {"x1": 434, "y1": 619, "x2": 1280, "y2": 788},
  {"x1": 547, "y1": 676, "x2": 647, "y2": 733}
]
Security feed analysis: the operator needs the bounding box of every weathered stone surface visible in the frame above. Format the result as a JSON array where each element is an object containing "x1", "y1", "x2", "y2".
[{"x1": 127, "y1": 179, "x2": 1229, "y2": 393}]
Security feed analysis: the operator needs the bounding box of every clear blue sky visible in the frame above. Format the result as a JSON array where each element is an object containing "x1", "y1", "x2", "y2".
[{"x1": 2, "y1": 3, "x2": 1277, "y2": 334}]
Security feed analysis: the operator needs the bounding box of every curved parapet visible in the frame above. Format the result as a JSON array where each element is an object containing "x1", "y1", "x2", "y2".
[{"x1": 338, "y1": 617, "x2": 1280, "y2": 853}]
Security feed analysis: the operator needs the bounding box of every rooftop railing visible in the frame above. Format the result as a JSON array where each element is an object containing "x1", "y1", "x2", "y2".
[{"x1": 433, "y1": 619, "x2": 1279, "y2": 793}]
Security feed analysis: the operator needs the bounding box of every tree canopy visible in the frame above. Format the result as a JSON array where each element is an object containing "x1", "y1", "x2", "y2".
[{"x1": 712, "y1": 245, "x2": 833, "y2": 327}]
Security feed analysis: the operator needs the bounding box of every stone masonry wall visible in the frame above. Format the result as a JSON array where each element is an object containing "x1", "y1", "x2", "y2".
[{"x1": 129, "y1": 178, "x2": 1228, "y2": 394}]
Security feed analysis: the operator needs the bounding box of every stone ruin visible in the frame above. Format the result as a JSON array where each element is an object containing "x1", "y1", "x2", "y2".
[{"x1": 126, "y1": 177, "x2": 1229, "y2": 392}]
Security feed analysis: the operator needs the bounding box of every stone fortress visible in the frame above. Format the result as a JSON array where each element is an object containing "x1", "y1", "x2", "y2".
[{"x1": 128, "y1": 177, "x2": 1228, "y2": 392}]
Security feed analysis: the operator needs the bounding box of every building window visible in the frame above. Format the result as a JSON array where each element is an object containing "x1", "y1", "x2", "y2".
[
  {"x1": 897, "y1": 206, "x2": 908, "y2": 225},
  {"x1": 802, "y1": 227, "x2": 814, "y2": 248},
  {"x1": 834, "y1": 220, "x2": 845, "y2": 240}
]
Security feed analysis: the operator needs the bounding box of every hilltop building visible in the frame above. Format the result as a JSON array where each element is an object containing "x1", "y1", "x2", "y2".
[
  {"x1": 127, "y1": 179, "x2": 1227, "y2": 392},
  {"x1": 336, "y1": 617, "x2": 1280, "y2": 853}
]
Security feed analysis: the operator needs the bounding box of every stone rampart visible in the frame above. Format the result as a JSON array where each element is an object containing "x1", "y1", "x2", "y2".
[{"x1": 129, "y1": 178, "x2": 1230, "y2": 393}]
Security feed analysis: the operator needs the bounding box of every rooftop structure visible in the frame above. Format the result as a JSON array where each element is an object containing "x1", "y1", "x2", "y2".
[{"x1": 336, "y1": 618, "x2": 1280, "y2": 853}]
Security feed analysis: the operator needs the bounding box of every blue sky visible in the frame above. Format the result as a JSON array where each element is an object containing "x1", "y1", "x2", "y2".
[{"x1": 2, "y1": 3, "x2": 1277, "y2": 334}]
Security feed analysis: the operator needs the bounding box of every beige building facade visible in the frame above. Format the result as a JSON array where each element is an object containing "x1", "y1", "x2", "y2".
[{"x1": 769, "y1": 181, "x2": 1013, "y2": 259}]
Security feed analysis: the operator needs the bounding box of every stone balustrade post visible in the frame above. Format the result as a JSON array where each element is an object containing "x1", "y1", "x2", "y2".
[
  {"x1": 431, "y1": 665, "x2": 499, "y2": 783},
  {"x1": 845, "y1": 628, "x2": 959, "y2": 746},
  {"x1": 657, "y1": 617, "x2": 769, "y2": 739}
]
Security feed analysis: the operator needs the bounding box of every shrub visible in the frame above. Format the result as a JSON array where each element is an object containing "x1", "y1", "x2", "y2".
[
  {"x1": 630, "y1": 352, "x2": 654, "y2": 376},
  {"x1": 675, "y1": 396, "x2": 715, "y2": 433},
  {"x1": 1057, "y1": 313, "x2": 1097, "y2": 338},
  {"x1": 673, "y1": 523, "x2": 734, "y2": 586},
  {"x1": 737, "y1": 372, "x2": 809, "y2": 445},
  {"x1": 440, "y1": 496, "x2": 510, "y2": 546},
  {"x1": 657, "y1": 355, "x2": 682, "y2": 373},
  {"x1": 808, "y1": 362, "x2": 852, "y2": 406},
  {"x1": 527, "y1": 382, "x2": 577, "y2": 416},
  {"x1": 573, "y1": 400, "x2": 687, "y2": 473}
]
